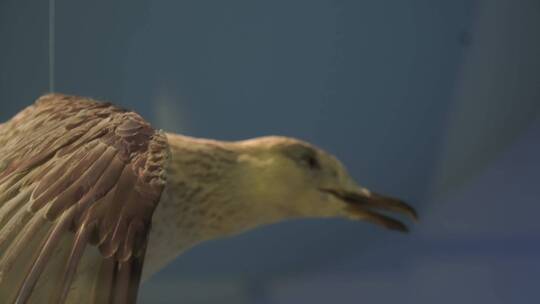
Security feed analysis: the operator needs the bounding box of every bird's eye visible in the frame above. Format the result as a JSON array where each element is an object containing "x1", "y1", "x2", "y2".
[
  {"x1": 281, "y1": 143, "x2": 321, "y2": 171},
  {"x1": 300, "y1": 153, "x2": 320, "y2": 170}
]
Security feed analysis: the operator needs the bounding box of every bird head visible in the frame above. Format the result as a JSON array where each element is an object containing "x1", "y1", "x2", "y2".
[
  {"x1": 235, "y1": 136, "x2": 417, "y2": 232},
  {"x1": 146, "y1": 133, "x2": 418, "y2": 279}
]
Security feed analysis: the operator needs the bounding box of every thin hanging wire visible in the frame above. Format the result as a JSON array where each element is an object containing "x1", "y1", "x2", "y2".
[{"x1": 49, "y1": 0, "x2": 55, "y2": 92}]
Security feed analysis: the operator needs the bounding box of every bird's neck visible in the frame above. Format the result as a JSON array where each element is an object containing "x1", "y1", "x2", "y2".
[{"x1": 143, "y1": 133, "x2": 283, "y2": 281}]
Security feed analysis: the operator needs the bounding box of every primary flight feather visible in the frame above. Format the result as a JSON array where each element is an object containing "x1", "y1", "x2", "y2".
[{"x1": 0, "y1": 94, "x2": 416, "y2": 303}]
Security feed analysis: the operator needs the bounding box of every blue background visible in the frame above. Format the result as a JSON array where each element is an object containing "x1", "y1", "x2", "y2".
[{"x1": 1, "y1": 0, "x2": 539, "y2": 303}]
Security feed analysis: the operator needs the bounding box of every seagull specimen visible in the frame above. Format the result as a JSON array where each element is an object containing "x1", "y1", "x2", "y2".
[{"x1": 0, "y1": 94, "x2": 417, "y2": 303}]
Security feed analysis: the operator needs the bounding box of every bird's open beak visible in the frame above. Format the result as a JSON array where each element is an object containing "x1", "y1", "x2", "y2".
[{"x1": 319, "y1": 188, "x2": 418, "y2": 232}]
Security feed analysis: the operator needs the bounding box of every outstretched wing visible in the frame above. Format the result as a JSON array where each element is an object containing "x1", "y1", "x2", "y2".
[{"x1": 0, "y1": 94, "x2": 169, "y2": 304}]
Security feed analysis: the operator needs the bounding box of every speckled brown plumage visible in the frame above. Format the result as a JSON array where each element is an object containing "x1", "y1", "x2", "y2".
[{"x1": 0, "y1": 94, "x2": 168, "y2": 303}]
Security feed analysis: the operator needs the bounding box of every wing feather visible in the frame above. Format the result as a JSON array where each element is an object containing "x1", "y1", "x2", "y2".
[
  {"x1": 54, "y1": 218, "x2": 92, "y2": 304},
  {"x1": 91, "y1": 257, "x2": 116, "y2": 304},
  {"x1": 0, "y1": 94, "x2": 169, "y2": 304},
  {"x1": 15, "y1": 207, "x2": 76, "y2": 303}
]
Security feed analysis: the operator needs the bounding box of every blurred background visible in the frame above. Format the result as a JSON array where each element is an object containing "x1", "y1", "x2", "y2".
[{"x1": 1, "y1": 0, "x2": 539, "y2": 303}]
